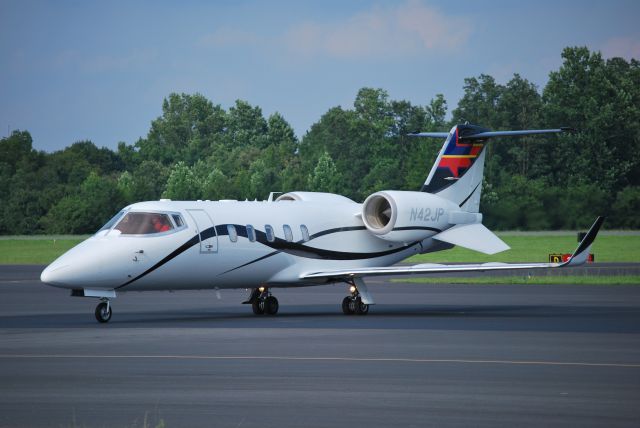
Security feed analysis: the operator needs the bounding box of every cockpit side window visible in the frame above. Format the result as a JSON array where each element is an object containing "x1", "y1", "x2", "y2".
[
  {"x1": 172, "y1": 214, "x2": 184, "y2": 228},
  {"x1": 115, "y1": 212, "x2": 175, "y2": 235}
]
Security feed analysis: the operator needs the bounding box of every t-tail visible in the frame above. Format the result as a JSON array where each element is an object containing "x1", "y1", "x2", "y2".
[{"x1": 410, "y1": 124, "x2": 573, "y2": 212}]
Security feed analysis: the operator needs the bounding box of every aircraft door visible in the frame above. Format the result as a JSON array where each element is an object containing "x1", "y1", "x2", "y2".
[{"x1": 187, "y1": 209, "x2": 218, "y2": 253}]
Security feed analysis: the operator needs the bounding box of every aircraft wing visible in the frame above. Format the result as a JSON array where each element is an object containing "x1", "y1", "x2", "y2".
[{"x1": 301, "y1": 217, "x2": 604, "y2": 281}]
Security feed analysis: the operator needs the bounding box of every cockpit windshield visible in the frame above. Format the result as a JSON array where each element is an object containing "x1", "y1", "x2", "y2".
[
  {"x1": 97, "y1": 211, "x2": 126, "y2": 233},
  {"x1": 114, "y1": 212, "x2": 175, "y2": 235}
]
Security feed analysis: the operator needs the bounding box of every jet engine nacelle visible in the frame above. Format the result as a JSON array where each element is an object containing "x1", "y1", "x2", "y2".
[{"x1": 361, "y1": 190, "x2": 462, "y2": 243}]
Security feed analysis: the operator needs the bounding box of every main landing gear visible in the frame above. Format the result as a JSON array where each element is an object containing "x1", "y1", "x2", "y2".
[
  {"x1": 342, "y1": 278, "x2": 372, "y2": 315},
  {"x1": 95, "y1": 298, "x2": 112, "y2": 323},
  {"x1": 245, "y1": 287, "x2": 279, "y2": 315}
]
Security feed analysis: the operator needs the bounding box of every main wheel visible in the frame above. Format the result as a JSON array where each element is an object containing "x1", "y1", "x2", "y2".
[
  {"x1": 264, "y1": 296, "x2": 279, "y2": 315},
  {"x1": 95, "y1": 302, "x2": 112, "y2": 323},
  {"x1": 252, "y1": 300, "x2": 265, "y2": 315},
  {"x1": 342, "y1": 296, "x2": 353, "y2": 315}
]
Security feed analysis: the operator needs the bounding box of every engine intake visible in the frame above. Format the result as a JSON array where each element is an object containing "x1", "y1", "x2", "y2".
[
  {"x1": 362, "y1": 193, "x2": 396, "y2": 235},
  {"x1": 361, "y1": 191, "x2": 458, "y2": 243}
]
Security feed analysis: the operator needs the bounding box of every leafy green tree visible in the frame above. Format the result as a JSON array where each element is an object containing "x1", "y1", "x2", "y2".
[
  {"x1": 451, "y1": 74, "x2": 503, "y2": 127},
  {"x1": 129, "y1": 160, "x2": 169, "y2": 201},
  {"x1": 426, "y1": 94, "x2": 448, "y2": 129},
  {"x1": 163, "y1": 161, "x2": 201, "y2": 200},
  {"x1": 0, "y1": 131, "x2": 35, "y2": 176},
  {"x1": 543, "y1": 47, "x2": 640, "y2": 192},
  {"x1": 226, "y1": 100, "x2": 269, "y2": 149},
  {"x1": 136, "y1": 93, "x2": 226, "y2": 164},
  {"x1": 611, "y1": 186, "x2": 640, "y2": 228},
  {"x1": 307, "y1": 151, "x2": 341, "y2": 193},
  {"x1": 199, "y1": 167, "x2": 229, "y2": 200},
  {"x1": 41, "y1": 172, "x2": 124, "y2": 234}
]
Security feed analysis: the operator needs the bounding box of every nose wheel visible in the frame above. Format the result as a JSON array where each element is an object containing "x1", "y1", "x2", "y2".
[
  {"x1": 95, "y1": 299, "x2": 112, "y2": 323},
  {"x1": 246, "y1": 287, "x2": 279, "y2": 315}
]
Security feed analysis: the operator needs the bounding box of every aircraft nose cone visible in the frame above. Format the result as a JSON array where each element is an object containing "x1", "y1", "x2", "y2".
[{"x1": 40, "y1": 263, "x2": 72, "y2": 287}]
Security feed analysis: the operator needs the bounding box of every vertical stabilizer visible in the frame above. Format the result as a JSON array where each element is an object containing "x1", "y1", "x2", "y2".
[
  {"x1": 421, "y1": 124, "x2": 489, "y2": 213},
  {"x1": 411, "y1": 124, "x2": 570, "y2": 213}
]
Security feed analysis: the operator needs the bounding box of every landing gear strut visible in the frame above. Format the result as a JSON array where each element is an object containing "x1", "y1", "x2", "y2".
[
  {"x1": 342, "y1": 279, "x2": 370, "y2": 315},
  {"x1": 95, "y1": 298, "x2": 112, "y2": 323},
  {"x1": 246, "y1": 287, "x2": 279, "y2": 315}
]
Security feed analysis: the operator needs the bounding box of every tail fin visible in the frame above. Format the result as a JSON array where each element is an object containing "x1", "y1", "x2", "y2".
[{"x1": 410, "y1": 125, "x2": 571, "y2": 213}]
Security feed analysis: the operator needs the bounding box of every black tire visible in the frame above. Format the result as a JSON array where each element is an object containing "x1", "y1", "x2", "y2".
[
  {"x1": 358, "y1": 301, "x2": 369, "y2": 315},
  {"x1": 95, "y1": 302, "x2": 112, "y2": 323},
  {"x1": 342, "y1": 296, "x2": 353, "y2": 315},
  {"x1": 252, "y1": 300, "x2": 265, "y2": 315},
  {"x1": 264, "y1": 296, "x2": 279, "y2": 315},
  {"x1": 354, "y1": 297, "x2": 369, "y2": 315}
]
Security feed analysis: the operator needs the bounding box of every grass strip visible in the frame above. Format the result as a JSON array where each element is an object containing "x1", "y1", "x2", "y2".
[
  {"x1": 0, "y1": 239, "x2": 85, "y2": 264},
  {"x1": 392, "y1": 275, "x2": 640, "y2": 285},
  {"x1": 408, "y1": 235, "x2": 640, "y2": 263}
]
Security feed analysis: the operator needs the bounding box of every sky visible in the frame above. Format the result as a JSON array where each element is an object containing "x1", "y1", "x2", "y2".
[{"x1": 1, "y1": 0, "x2": 639, "y2": 152}]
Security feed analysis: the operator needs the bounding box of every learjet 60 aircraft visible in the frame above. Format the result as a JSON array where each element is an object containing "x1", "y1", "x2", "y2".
[{"x1": 40, "y1": 124, "x2": 604, "y2": 323}]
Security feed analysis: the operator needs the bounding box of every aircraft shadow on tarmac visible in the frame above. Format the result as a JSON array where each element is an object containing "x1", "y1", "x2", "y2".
[{"x1": 1, "y1": 304, "x2": 638, "y2": 334}]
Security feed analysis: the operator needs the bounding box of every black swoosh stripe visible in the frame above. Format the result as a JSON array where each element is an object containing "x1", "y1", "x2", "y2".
[
  {"x1": 220, "y1": 250, "x2": 282, "y2": 275},
  {"x1": 392, "y1": 226, "x2": 442, "y2": 233},
  {"x1": 115, "y1": 232, "x2": 204, "y2": 289},
  {"x1": 309, "y1": 226, "x2": 366, "y2": 239},
  {"x1": 219, "y1": 227, "x2": 379, "y2": 275},
  {"x1": 118, "y1": 223, "x2": 432, "y2": 288}
]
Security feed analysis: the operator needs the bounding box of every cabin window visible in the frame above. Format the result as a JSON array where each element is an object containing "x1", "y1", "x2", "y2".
[
  {"x1": 283, "y1": 224, "x2": 293, "y2": 242},
  {"x1": 246, "y1": 225, "x2": 256, "y2": 242},
  {"x1": 172, "y1": 214, "x2": 184, "y2": 228},
  {"x1": 114, "y1": 212, "x2": 174, "y2": 235},
  {"x1": 300, "y1": 224, "x2": 310, "y2": 242},
  {"x1": 227, "y1": 225, "x2": 238, "y2": 242},
  {"x1": 265, "y1": 225, "x2": 275, "y2": 242}
]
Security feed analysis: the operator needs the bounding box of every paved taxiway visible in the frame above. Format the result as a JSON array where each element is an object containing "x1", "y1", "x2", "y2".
[{"x1": 1, "y1": 265, "x2": 639, "y2": 427}]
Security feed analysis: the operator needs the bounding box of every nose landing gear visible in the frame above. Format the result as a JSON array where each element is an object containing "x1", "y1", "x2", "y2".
[
  {"x1": 245, "y1": 287, "x2": 279, "y2": 315},
  {"x1": 95, "y1": 299, "x2": 112, "y2": 323}
]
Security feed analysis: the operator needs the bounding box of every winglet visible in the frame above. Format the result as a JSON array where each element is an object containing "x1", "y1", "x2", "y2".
[{"x1": 563, "y1": 216, "x2": 605, "y2": 267}]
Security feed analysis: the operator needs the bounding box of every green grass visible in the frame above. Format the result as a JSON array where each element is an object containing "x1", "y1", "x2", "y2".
[
  {"x1": 0, "y1": 233, "x2": 638, "y2": 265},
  {"x1": 393, "y1": 275, "x2": 640, "y2": 285},
  {"x1": 409, "y1": 234, "x2": 640, "y2": 264},
  {"x1": 0, "y1": 238, "x2": 85, "y2": 264}
]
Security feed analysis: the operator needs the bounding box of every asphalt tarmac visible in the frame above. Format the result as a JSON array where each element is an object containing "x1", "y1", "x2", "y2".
[{"x1": 1, "y1": 265, "x2": 639, "y2": 427}]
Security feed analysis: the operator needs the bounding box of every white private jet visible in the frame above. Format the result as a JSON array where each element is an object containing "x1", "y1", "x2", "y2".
[{"x1": 40, "y1": 124, "x2": 604, "y2": 323}]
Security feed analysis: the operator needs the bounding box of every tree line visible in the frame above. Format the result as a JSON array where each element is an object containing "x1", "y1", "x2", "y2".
[{"x1": 1, "y1": 46, "x2": 638, "y2": 234}]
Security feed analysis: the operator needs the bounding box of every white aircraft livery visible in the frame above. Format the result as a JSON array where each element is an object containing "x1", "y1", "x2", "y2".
[{"x1": 40, "y1": 124, "x2": 604, "y2": 323}]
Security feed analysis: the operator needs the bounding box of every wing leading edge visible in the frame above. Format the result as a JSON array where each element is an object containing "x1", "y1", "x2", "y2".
[{"x1": 301, "y1": 217, "x2": 604, "y2": 281}]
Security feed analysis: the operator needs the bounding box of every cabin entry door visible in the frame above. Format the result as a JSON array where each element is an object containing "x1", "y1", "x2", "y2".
[{"x1": 187, "y1": 209, "x2": 218, "y2": 253}]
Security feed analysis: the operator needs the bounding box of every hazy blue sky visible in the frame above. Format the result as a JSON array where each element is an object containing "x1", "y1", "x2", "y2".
[{"x1": 1, "y1": 0, "x2": 638, "y2": 152}]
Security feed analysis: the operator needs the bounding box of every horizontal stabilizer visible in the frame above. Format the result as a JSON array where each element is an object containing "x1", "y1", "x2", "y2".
[
  {"x1": 460, "y1": 128, "x2": 572, "y2": 140},
  {"x1": 432, "y1": 223, "x2": 509, "y2": 255},
  {"x1": 407, "y1": 132, "x2": 449, "y2": 138}
]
